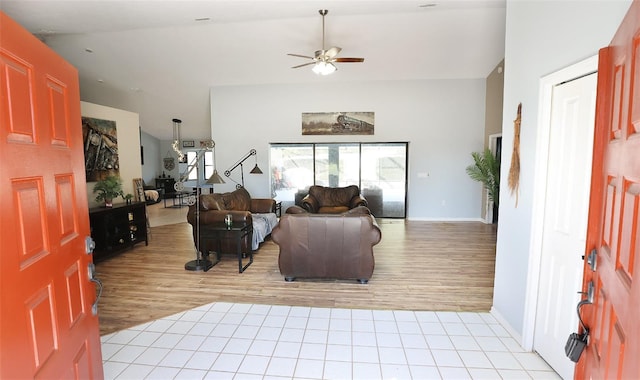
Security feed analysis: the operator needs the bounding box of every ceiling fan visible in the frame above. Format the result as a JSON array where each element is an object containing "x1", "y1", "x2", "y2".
[{"x1": 288, "y1": 9, "x2": 365, "y2": 75}]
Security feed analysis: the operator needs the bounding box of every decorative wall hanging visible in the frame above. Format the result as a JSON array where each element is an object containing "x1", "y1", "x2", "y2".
[
  {"x1": 508, "y1": 103, "x2": 522, "y2": 207},
  {"x1": 163, "y1": 156, "x2": 175, "y2": 171},
  {"x1": 302, "y1": 112, "x2": 374, "y2": 135},
  {"x1": 82, "y1": 116, "x2": 119, "y2": 182}
]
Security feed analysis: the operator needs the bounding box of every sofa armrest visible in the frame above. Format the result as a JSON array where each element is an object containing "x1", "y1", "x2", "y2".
[
  {"x1": 344, "y1": 205, "x2": 372, "y2": 215},
  {"x1": 251, "y1": 198, "x2": 276, "y2": 213},
  {"x1": 301, "y1": 194, "x2": 319, "y2": 213},
  {"x1": 285, "y1": 205, "x2": 308, "y2": 214},
  {"x1": 350, "y1": 194, "x2": 368, "y2": 209}
]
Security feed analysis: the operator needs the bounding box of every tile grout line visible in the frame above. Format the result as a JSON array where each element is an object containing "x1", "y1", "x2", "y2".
[{"x1": 101, "y1": 302, "x2": 559, "y2": 380}]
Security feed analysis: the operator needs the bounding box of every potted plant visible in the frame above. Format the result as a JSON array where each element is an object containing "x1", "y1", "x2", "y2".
[
  {"x1": 93, "y1": 175, "x2": 124, "y2": 207},
  {"x1": 466, "y1": 148, "x2": 500, "y2": 209}
]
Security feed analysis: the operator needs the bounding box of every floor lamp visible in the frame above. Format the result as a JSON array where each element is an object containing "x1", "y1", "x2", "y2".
[
  {"x1": 170, "y1": 127, "x2": 225, "y2": 271},
  {"x1": 224, "y1": 149, "x2": 263, "y2": 188}
]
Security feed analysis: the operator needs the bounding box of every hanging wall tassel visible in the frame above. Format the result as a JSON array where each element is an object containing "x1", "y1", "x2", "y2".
[{"x1": 508, "y1": 103, "x2": 521, "y2": 207}]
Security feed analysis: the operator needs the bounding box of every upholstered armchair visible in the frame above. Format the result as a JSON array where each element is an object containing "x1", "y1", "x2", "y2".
[
  {"x1": 187, "y1": 187, "x2": 276, "y2": 257},
  {"x1": 273, "y1": 213, "x2": 382, "y2": 283},
  {"x1": 300, "y1": 185, "x2": 368, "y2": 214}
]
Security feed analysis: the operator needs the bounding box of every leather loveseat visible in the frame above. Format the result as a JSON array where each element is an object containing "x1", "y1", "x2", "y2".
[
  {"x1": 272, "y1": 212, "x2": 382, "y2": 283},
  {"x1": 187, "y1": 187, "x2": 276, "y2": 256},
  {"x1": 300, "y1": 185, "x2": 368, "y2": 214}
]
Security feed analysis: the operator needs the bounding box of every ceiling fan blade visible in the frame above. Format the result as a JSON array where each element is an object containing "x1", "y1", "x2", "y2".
[
  {"x1": 291, "y1": 62, "x2": 316, "y2": 69},
  {"x1": 288, "y1": 53, "x2": 315, "y2": 60},
  {"x1": 325, "y1": 46, "x2": 342, "y2": 58},
  {"x1": 334, "y1": 57, "x2": 365, "y2": 63}
]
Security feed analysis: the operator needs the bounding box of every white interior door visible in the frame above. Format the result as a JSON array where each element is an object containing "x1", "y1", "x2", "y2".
[{"x1": 533, "y1": 72, "x2": 596, "y2": 379}]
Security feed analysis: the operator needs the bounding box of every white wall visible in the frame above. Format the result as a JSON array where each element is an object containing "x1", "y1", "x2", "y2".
[
  {"x1": 210, "y1": 79, "x2": 487, "y2": 219},
  {"x1": 493, "y1": 0, "x2": 631, "y2": 337},
  {"x1": 140, "y1": 130, "x2": 160, "y2": 185},
  {"x1": 81, "y1": 101, "x2": 141, "y2": 208}
]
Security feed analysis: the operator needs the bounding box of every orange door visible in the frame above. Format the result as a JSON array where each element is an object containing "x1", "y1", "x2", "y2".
[
  {"x1": 577, "y1": 1, "x2": 640, "y2": 379},
  {"x1": 0, "y1": 12, "x2": 103, "y2": 379}
]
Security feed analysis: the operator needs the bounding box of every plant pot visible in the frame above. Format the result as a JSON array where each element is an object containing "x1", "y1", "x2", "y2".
[{"x1": 105, "y1": 198, "x2": 113, "y2": 208}]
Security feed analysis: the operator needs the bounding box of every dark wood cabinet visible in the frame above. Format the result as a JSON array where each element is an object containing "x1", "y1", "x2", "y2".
[
  {"x1": 155, "y1": 177, "x2": 176, "y2": 198},
  {"x1": 89, "y1": 202, "x2": 148, "y2": 262}
]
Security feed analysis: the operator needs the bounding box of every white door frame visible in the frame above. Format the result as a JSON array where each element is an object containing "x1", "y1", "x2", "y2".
[
  {"x1": 521, "y1": 55, "x2": 598, "y2": 350},
  {"x1": 484, "y1": 133, "x2": 502, "y2": 224}
]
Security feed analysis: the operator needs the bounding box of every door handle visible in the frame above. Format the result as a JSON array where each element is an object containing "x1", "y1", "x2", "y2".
[
  {"x1": 577, "y1": 280, "x2": 594, "y2": 303},
  {"x1": 87, "y1": 262, "x2": 102, "y2": 316}
]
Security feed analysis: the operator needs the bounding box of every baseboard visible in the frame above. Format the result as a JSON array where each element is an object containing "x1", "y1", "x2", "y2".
[
  {"x1": 490, "y1": 306, "x2": 525, "y2": 349},
  {"x1": 406, "y1": 217, "x2": 485, "y2": 222}
]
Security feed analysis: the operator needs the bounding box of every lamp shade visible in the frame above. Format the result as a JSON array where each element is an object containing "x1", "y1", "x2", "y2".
[
  {"x1": 250, "y1": 164, "x2": 263, "y2": 174},
  {"x1": 206, "y1": 170, "x2": 226, "y2": 184}
]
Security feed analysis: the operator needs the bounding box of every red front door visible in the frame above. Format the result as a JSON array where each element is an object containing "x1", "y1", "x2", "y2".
[
  {"x1": 0, "y1": 12, "x2": 103, "y2": 379},
  {"x1": 577, "y1": 1, "x2": 640, "y2": 378}
]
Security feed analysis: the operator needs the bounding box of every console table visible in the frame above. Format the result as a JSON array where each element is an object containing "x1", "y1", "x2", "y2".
[{"x1": 89, "y1": 202, "x2": 148, "y2": 262}]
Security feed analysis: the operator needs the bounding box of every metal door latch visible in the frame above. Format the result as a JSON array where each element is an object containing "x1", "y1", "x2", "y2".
[
  {"x1": 85, "y1": 236, "x2": 95, "y2": 254},
  {"x1": 587, "y1": 249, "x2": 597, "y2": 271}
]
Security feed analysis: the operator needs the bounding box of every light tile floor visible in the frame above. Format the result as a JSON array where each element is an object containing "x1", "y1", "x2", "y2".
[{"x1": 101, "y1": 302, "x2": 561, "y2": 380}]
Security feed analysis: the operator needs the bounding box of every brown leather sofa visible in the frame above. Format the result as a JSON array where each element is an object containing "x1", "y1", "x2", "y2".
[
  {"x1": 272, "y1": 213, "x2": 382, "y2": 283},
  {"x1": 187, "y1": 187, "x2": 276, "y2": 256},
  {"x1": 301, "y1": 185, "x2": 368, "y2": 213}
]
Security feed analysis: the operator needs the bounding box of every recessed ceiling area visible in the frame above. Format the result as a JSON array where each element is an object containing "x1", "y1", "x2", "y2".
[{"x1": 2, "y1": 1, "x2": 506, "y2": 140}]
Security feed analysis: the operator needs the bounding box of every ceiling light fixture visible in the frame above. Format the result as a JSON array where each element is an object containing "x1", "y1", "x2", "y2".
[
  {"x1": 312, "y1": 61, "x2": 337, "y2": 75},
  {"x1": 288, "y1": 9, "x2": 364, "y2": 75}
]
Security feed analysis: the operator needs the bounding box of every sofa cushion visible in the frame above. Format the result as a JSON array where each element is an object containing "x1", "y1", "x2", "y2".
[
  {"x1": 199, "y1": 193, "x2": 224, "y2": 211},
  {"x1": 199, "y1": 187, "x2": 251, "y2": 211},
  {"x1": 221, "y1": 187, "x2": 251, "y2": 211}
]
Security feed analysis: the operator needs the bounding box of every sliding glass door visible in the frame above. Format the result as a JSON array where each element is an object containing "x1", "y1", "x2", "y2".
[
  {"x1": 360, "y1": 144, "x2": 407, "y2": 217},
  {"x1": 270, "y1": 142, "x2": 407, "y2": 218}
]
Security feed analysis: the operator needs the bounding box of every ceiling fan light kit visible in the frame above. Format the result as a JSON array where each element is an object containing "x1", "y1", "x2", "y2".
[
  {"x1": 288, "y1": 9, "x2": 364, "y2": 76},
  {"x1": 312, "y1": 61, "x2": 337, "y2": 75}
]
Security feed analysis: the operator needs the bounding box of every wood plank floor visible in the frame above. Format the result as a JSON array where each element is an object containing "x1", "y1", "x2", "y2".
[{"x1": 95, "y1": 218, "x2": 497, "y2": 336}]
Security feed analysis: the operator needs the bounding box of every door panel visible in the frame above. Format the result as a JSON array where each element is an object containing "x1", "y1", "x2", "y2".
[
  {"x1": 534, "y1": 73, "x2": 596, "y2": 380},
  {"x1": 0, "y1": 12, "x2": 103, "y2": 379},
  {"x1": 578, "y1": 1, "x2": 640, "y2": 378}
]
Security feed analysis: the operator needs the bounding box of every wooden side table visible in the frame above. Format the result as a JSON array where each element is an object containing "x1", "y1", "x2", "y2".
[{"x1": 199, "y1": 222, "x2": 253, "y2": 273}]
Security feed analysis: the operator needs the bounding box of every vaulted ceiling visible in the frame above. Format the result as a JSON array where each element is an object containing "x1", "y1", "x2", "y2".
[{"x1": 2, "y1": 1, "x2": 506, "y2": 140}]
